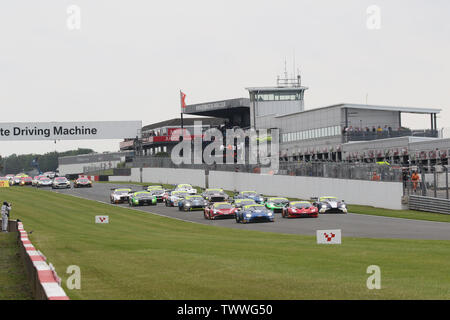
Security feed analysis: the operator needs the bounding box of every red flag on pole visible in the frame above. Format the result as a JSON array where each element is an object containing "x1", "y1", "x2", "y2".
[{"x1": 180, "y1": 91, "x2": 187, "y2": 109}]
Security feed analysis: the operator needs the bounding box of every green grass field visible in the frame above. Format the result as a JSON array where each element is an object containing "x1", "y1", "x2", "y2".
[
  {"x1": 106, "y1": 181, "x2": 450, "y2": 223},
  {"x1": 0, "y1": 186, "x2": 449, "y2": 300},
  {"x1": 0, "y1": 232, "x2": 33, "y2": 300}
]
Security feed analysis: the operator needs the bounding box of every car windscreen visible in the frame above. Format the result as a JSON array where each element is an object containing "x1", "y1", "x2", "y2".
[
  {"x1": 78, "y1": 179, "x2": 89, "y2": 183},
  {"x1": 55, "y1": 178, "x2": 67, "y2": 182},
  {"x1": 150, "y1": 190, "x2": 165, "y2": 195},
  {"x1": 292, "y1": 202, "x2": 311, "y2": 209},
  {"x1": 322, "y1": 197, "x2": 337, "y2": 202},
  {"x1": 115, "y1": 190, "x2": 130, "y2": 195},
  {"x1": 242, "y1": 192, "x2": 258, "y2": 196},
  {"x1": 247, "y1": 205, "x2": 265, "y2": 211},
  {"x1": 271, "y1": 199, "x2": 289, "y2": 204},
  {"x1": 135, "y1": 193, "x2": 152, "y2": 198},
  {"x1": 187, "y1": 196, "x2": 203, "y2": 201},
  {"x1": 237, "y1": 200, "x2": 255, "y2": 206},
  {"x1": 40, "y1": 178, "x2": 51, "y2": 182}
]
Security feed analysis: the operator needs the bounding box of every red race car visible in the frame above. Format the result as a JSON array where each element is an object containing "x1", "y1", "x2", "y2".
[
  {"x1": 281, "y1": 201, "x2": 318, "y2": 218},
  {"x1": 204, "y1": 202, "x2": 237, "y2": 220}
]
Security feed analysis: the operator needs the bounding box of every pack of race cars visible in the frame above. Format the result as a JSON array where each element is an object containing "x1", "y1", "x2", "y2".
[
  {"x1": 109, "y1": 183, "x2": 348, "y2": 224},
  {"x1": 0, "y1": 172, "x2": 92, "y2": 189}
]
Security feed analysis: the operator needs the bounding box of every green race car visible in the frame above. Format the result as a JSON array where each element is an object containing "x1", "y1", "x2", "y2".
[
  {"x1": 128, "y1": 191, "x2": 157, "y2": 206},
  {"x1": 264, "y1": 197, "x2": 290, "y2": 213}
]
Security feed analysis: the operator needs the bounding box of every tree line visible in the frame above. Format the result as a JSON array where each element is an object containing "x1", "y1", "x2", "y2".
[{"x1": 0, "y1": 148, "x2": 94, "y2": 175}]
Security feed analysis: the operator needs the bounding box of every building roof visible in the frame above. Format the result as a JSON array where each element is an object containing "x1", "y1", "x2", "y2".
[
  {"x1": 275, "y1": 103, "x2": 441, "y2": 118},
  {"x1": 246, "y1": 86, "x2": 309, "y2": 92},
  {"x1": 142, "y1": 117, "x2": 226, "y2": 132}
]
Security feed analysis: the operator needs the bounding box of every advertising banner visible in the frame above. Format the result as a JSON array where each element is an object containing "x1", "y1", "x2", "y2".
[{"x1": 0, "y1": 121, "x2": 142, "y2": 141}]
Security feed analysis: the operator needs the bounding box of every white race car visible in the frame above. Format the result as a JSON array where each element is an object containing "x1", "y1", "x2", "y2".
[
  {"x1": 165, "y1": 190, "x2": 190, "y2": 207},
  {"x1": 174, "y1": 184, "x2": 197, "y2": 195}
]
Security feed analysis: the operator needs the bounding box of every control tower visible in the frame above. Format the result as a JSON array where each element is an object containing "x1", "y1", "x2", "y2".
[{"x1": 246, "y1": 75, "x2": 308, "y2": 129}]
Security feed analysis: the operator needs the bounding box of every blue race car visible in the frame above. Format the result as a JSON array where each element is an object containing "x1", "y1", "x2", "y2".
[
  {"x1": 235, "y1": 204, "x2": 274, "y2": 223},
  {"x1": 233, "y1": 191, "x2": 264, "y2": 204}
]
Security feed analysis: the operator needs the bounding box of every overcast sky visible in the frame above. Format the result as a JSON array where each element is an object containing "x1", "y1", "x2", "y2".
[{"x1": 0, "y1": 0, "x2": 449, "y2": 157}]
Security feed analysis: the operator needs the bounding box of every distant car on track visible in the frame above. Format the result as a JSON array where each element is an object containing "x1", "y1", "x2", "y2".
[
  {"x1": 144, "y1": 185, "x2": 164, "y2": 191},
  {"x1": 233, "y1": 198, "x2": 257, "y2": 211},
  {"x1": 128, "y1": 191, "x2": 157, "y2": 206},
  {"x1": 175, "y1": 184, "x2": 197, "y2": 195},
  {"x1": 201, "y1": 188, "x2": 229, "y2": 202},
  {"x1": 281, "y1": 201, "x2": 318, "y2": 218},
  {"x1": 44, "y1": 171, "x2": 57, "y2": 179},
  {"x1": 165, "y1": 191, "x2": 189, "y2": 207},
  {"x1": 36, "y1": 177, "x2": 53, "y2": 188},
  {"x1": 264, "y1": 197, "x2": 290, "y2": 213},
  {"x1": 178, "y1": 195, "x2": 208, "y2": 211},
  {"x1": 32, "y1": 175, "x2": 46, "y2": 186},
  {"x1": 233, "y1": 191, "x2": 264, "y2": 203},
  {"x1": 235, "y1": 204, "x2": 274, "y2": 223},
  {"x1": 148, "y1": 188, "x2": 166, "y2": 203},
  {"x1": 110, "y1": 188, "x2": 132, "y2": 204},
  {"x1": 52, "y1": 177, "x2": 71, "y2": 189},
  {"x1": 312, "y1": 196, "x2": 348, "y2": 214},
  {"x1": 204, "y1": 202, "x2": 237, "y2": 220},
  {"x1": 74, "y1": 177, "x2": 93, "y2": 188},
  {"x1": 19, "y1": 177, "x2": 33, "y2": 186}
]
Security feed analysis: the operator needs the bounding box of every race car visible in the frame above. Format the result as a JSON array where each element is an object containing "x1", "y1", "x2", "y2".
[
  {"x1": 36, "y1": 177, "x2": 53, "y2": 188},
  {"x1": 144, "y1": 185, "x2": 164, "y2": 191},
  {"x1": 175, "y1": 184, "x2": 197, "y2": 195},
  {"x1": 204, "y1": 202, "x2": 237, "y2": 220},
  {"x1": 233, "y1": 198, "x2": 257, "y2": 211},
  {"x1": 43, "y1": 171, "x2": 56, "y2": 179},
  {"x1": 201, "y1": 188, "x2": 229, "y2": 202},
  {"x1": 110, "y1": 188, "x2": 132, "y2": 204},
  {"x1": 11, "y1": 176, "x2": 23, "y2": 186},
  {"x1": 165, "y1": 190, "x2": 189, "y2": 207},
  {"x1": 32, "y1": 175, "x2": 46, "y2": 186},
  {"x1": 148, "y1": 188, "x2": 166, "y2": 203},
  {"x1": 233, "y1": 191, "x2": 264, "y2": 203},
  {"x1": 19, "y1": 177, "x2": 33, "y2": 186},
  {"x1": 264, "y1": 197, "x2": 290, "y2": 213},
  {"x1": 52, "y1": 177, "x2": 71, "y2": 189},
  {"x1": 235, "y1": 204, "x2": 274, "y2": 223},
  {"x1": 74, "y1": 177, "x2": 93, "y2": 188},
  {"x1": 312, "y1": 196, "x2": 348, "y2": 214},
  {"x1": 128, "y1": 191, "x2": 157, "y2": 206},
  {"x1": 178, "y1": 195, "x2": 208, "y2": 211},
  {"x1": 281, "y1": 201, "x2": 319, "y2": 218},
  {"x1": 0, "y1": 177, "x2": 10, "y2": 186}
]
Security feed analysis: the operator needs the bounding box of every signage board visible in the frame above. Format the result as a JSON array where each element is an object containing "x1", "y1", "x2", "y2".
[{"x1": 0, "y1": 121, "x2": 142, "y2": 141}]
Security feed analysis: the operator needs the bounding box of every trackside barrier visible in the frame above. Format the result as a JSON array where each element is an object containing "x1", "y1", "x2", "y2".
[
  {"x1": 16, "y1": 221, "x2": 69, "y2": 300},
  {"x1": 408, "y1": 195, "x2": 450, "y2": 215}
]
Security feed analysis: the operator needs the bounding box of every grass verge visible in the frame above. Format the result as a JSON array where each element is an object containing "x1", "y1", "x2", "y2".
[
  {"x1": 0, "y1": 232, "x2": 33, "y2": 300},
  {"x1": 0, "y1": 186, "x2": 449, "y2": 299}
]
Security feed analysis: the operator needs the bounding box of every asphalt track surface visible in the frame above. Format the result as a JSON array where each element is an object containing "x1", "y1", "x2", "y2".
[{"x1": 47, "y1": 183, "x2": 450, "y2": 240}]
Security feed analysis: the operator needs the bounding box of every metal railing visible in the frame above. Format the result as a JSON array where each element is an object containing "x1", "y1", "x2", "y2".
[{"x1": 343, "y1": 129, "x2": 438, "y2": 142}]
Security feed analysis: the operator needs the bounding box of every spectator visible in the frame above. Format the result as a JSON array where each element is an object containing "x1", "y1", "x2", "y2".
[
  {"x1": 411, "y1": 171, "x2": 420, "y2": 193},
  {"x1": 1, "y1": 202, "x2": 11, "y2": 233},
  {"x1": 377, "y1": 126, "x2": 382, "y2": 132},
  {"x1": 372, "y1": 126, "x2": 376, "y2": 133}
]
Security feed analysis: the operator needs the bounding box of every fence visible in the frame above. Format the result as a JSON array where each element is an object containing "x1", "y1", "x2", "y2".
[
  {"x1": 130, "y1": 156, "x2": 404, "y2": 182},
  {"x1": 403, "y1": 166, "x2": 449, "y2": 200}
]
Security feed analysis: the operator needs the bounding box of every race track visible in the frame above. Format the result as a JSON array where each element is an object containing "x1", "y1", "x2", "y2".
[{"x1": 48, "y1": 183, "x2": 450, "y2": 240}]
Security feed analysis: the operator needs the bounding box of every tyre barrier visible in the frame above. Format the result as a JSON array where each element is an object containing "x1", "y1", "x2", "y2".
[{"x1": 16, "y1": 221, "x2": 70, "y2": 300}]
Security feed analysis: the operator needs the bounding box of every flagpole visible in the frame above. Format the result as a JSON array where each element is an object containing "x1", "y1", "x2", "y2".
[{"x1": 180, "y1": 90, "x2": 184, "y2": 130}]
